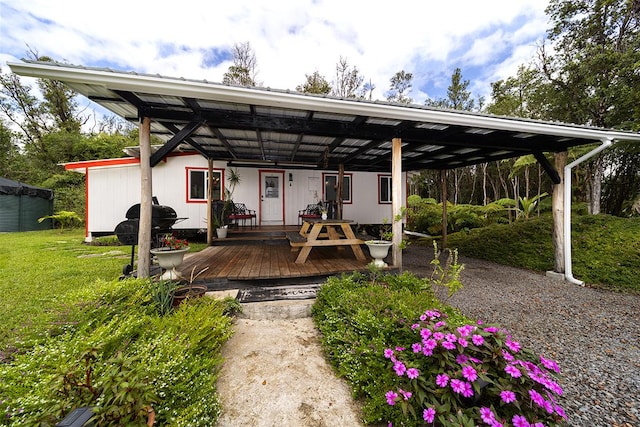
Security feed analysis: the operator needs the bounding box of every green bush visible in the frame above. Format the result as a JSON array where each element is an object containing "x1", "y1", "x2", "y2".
[
  {"x1": 311, "y1": 272, "x2": 468, "y2": 424},
  {"x1": 0, "y1": 279, "x2": 234, "y2": 426},
  {"x1": 445, "y1": 214, "x2": 640, "y2": 292},
  {"x1": 407, "y1": 197, "x2": 514, "y2": 235}
]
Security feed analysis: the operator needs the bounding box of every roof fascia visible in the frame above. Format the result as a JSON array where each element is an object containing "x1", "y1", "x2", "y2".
[{"x1": 8, "y1": 61, "x2": 640, "y2": 144}]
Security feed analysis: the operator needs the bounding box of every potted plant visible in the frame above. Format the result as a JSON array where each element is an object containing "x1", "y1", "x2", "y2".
[
  {"x1": 172, "y1": 265, "x2": 209, "y2": 307},
  {"x1": 213, "y1": 168, "x2": 241, "y2": 238},
  {"x1": 150, "y1": 234, "x2": 190, "y2": 279},
  {"x1": 319, "y1": 201, "x2": 328, "y2": 220},
  {"x1": 212, "y1": 204, "x2": 230, "y2": 238}
]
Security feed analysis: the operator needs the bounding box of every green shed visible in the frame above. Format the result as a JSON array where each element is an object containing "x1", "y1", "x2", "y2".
[{"x1": 0, "y1": 178, "x2": 54, "y2": 231}]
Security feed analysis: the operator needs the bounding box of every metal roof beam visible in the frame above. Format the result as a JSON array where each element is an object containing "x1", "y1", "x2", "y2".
[{"x1": 150, "y1": 120, "x2": 204, "y2": 166}]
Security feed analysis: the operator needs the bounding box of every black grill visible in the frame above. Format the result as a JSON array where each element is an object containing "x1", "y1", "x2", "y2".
[{"x1": 114, "y1": 201, "x2": 183, "y2": 276}]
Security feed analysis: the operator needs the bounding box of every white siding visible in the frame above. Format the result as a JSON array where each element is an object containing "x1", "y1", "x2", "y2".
[{"x1": 82, "y1": 153, "x2": 406, "y2": 236}]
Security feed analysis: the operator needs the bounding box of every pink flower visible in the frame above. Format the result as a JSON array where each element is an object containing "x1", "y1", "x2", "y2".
[
  {"x1": 555, "y1": 405, "x2": 567, "y2": 419},
  {"x1": 540, "y1": 355, "x2": 560, "y2": 373},
  {"x1": 433, "y1": 332, "x2": 445, "y2": 341},
  {"x1": 436, "y1": 373, "x2": 449, "y2": 387},
  {"x1": 407, "y1": 368, "x2": 419, "y2": 379},
  {"x1": 500, "y1": 390, "x2": 516, "y2": 403},
  {"x1": 411, "y1": 323, "x2": 420, "y2": 330},
  {"x1": 458, "y1": 337, "x2": 469, "y2": 347},
  {"x1": 385, "y1": 390, "x2": 398, "y2": 406},
  {"x1": 423, "y1": 338, "x2": 437, "y2": 350},
  {"x1": 425, "y1": 309, "x2": 440, "y2": 319},
  {"x1": 420, "y1": 328, "x2": 432, "y2": 339},
  {"x1": 383, "y1": 348, "x2": 394, "y2": 359},
  {"x1": 456, "y1": 354, "x2": 469, "y2": 365},
  {"x1": 399, "y1": 388, "x2": 412, "y2": 400},
  {"x1": 445, "y1": 333, "x2": 457, "y2": 342},
  {"x1": 457, "y1": 325, "x2": 474, "y2": 336},
  {"x1": 423, "y1": 407, "x2": 436, "y2": 423},
  {"x1": 434, "y1": 320, "x2": 447, "y2": 329},
  {"x1": 450, "y1": 379, "x2": 465, "y2": 394},
  {"x1": 472, "y1": 334, "x2": 485, "y2": 346},
  {"x1": 505, "y1": 338, "x2": 521, "y2": 353},
  {"x1": 462, "y1": 365, "x2": 478, "y2": 382},
  {"x1": 441, "y1": 341, "x2": 456, "y2": 350},
  {"x1": 529, "y1": 389, "x2": 545, "y2": 407},
  {"x1": 393, "y1": 361, "x2": 406, "y2": 376},
  {"x1": 461, "y1": 381, "x2": 474, "y2": 398},
  {"x1": 505, "y1": 364, "x2": 522, "y2": 378},
  {"x1": 485, "y1": 326, "x2": 498, "y2": 333},
  {"x1": 512, "y1": 414, "x2": 530, "y2": 427},
  {"x1": 412, "y1": 343, "x2": 422, "y2": 353},
  {"x1": 502, "y1": 349, "x2": 514, "y2": 361},
  {"x1": 480, "y1": 407, "x2": 495, "y2": 423}
]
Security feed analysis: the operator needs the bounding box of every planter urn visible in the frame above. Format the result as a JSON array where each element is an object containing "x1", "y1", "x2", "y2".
[
  {"x1": 364, "y1": 240, "x2": 392, "y2": 268},
  {"x1": 150, "y1": 247, "x2": 190, "y2": 280}
]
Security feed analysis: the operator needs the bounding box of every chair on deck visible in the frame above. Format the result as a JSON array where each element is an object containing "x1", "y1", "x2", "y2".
[
  {"x1": 298, "y1": 203, "x2": 321, "y2": 225},
  {"x1": 228, "y1": 203, "x2": 257, "y2": 229}
]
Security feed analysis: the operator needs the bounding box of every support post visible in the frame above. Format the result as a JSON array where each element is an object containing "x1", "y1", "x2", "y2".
[
  {"x1": 137, "y1": 117, "x2": 152, "y2": 278},
  {"x1": 207, "y1": 158, "x2": 214, "y2": 245},
  {"x1": 391, "y1": 138, "x2": 402, "y2": 269},
  {"x1": 441, "y1": 169, "x2": 448, "y2": 249},
  {"x1": 552, "y1": 152, "x2": 567, "y2": 273},
  {"x1": 337, "y1": 164, "x2": 344, "y2": 220}
]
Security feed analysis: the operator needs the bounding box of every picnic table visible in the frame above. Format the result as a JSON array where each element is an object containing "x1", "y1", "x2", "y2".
[{"x1": 286, "y1": 218, "x2": 366, "y2": 264}]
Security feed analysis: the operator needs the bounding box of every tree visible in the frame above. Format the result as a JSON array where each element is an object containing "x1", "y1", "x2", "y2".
[
  {"x1": 425, "y1": 68, "x2": 476, "y2": 111},
  {"x1": 331, "y1": 56, "x2": 365, "y2": 98},
  {"x1": 539, "y1": 0, "x2": 640, "y2": 214},
  {"x1": 487, "y1": 65, "x2": 551, "y2": 120},
  {"x1": 222, "y1": 42, "x2": 258, "y2": 87},
  {"x1": 296, "y1": 71, "x2": 331, "y2": 94},
  {"x1": 386, "y1": 70, "x2": 413, "y2": 104},
  {"x1": 0, "y1": 119, "x2": 27, "y2": 181},
  {"x1": 1, "y1": 54, "x2": 138, "y2": 214}
]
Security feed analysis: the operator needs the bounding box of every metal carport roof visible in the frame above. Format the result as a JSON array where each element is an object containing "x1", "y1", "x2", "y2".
[{"x1": 8, "y1": 60, "x2": 640, "y2": 180}]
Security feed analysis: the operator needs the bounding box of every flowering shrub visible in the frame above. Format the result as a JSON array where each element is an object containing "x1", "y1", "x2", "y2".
[
  {"x1": 158, "y1": 233, "x2": 189, "y2": 250},
  {"x1": 384, "y1": 309, "x2": 566, "y2": 427}
]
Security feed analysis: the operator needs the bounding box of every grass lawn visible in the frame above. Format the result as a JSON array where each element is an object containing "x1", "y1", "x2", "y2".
[
  {"x1": 0, "y1": 229, "x2": 207, "y2": 349},
  {"x1": 1, "y1": 230, "x2": 231, "y2": 426},
  {"x1": 0, "y1": 230, "x2": 129, "y2": 348}
]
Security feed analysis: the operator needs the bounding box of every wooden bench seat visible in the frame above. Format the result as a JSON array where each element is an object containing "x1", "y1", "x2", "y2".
[{"x1": 285, "y1": 231, "x2": 307, "y2": 247}]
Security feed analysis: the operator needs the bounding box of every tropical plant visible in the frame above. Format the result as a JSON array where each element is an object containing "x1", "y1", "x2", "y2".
[
  {"x1": 517, "y1": 193, "x2": 548, "y2": 220},
  {"x1": 38, "y1": 210, "x2": 83, "y2": 230}
]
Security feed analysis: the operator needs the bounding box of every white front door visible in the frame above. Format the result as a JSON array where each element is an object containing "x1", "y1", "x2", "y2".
[{"x1": 260, "y1": 170, "x2": 284, "y2": 225}]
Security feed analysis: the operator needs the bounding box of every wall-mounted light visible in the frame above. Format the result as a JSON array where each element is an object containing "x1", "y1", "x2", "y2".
[{"x1": 289, "y1": 172, "x2": 293, "y2": 187}]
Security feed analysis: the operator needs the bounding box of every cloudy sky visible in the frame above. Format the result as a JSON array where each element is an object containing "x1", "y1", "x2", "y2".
[{"x1": 1, "y1": 0, "x2": 552, "y2": 104}]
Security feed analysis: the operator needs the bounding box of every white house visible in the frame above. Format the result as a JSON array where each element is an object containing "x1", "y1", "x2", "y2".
[
  {"x1": 12, "y1": 60, "x2": 639, "y2": 279},
  {"x1": 65, "y1": 152, "x2": 406, "y2": 240}
]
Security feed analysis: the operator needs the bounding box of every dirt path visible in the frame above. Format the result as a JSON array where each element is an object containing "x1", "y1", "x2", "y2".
[{"x1": 215, "y1": 316, "x2": 365, "y2": 427}]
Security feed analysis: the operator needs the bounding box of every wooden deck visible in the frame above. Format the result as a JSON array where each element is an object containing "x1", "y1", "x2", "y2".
[{"x1": 175, "y1": 226, "x2": 374, "y2": 288}]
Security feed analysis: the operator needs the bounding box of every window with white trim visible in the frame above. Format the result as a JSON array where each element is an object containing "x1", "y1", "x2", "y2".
[
  {"x1": 323, "y1": 173, "x2": 352, "y2": 203},
  {"x1": 187, "y1": 168, "x2": 222, "y2": 202},
  {"x1": 379, "y1": 175, "x2": 392, "y2": 204}
]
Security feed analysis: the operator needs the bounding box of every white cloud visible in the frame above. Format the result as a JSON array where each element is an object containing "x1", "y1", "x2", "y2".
[{"x1": 1, "y1": 0, "x2": 552, "y2": 104}]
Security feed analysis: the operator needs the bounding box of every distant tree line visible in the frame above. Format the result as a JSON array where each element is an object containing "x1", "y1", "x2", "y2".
[{"x1": 1, "y1": 0, "x2": 638, "y2": 218}]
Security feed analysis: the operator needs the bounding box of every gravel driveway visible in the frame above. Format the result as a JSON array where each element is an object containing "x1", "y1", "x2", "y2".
[{"x1": 403, "y1": 245, "x2": 640, "y2": 427}]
